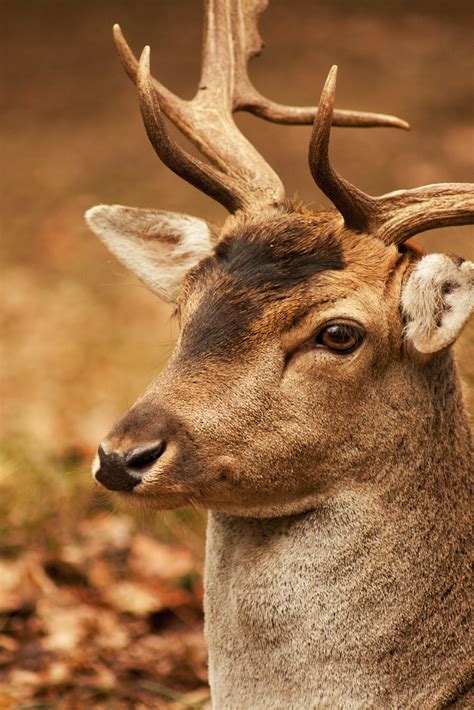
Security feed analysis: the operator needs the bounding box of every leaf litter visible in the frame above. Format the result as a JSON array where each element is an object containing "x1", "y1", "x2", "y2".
[{"x1": 0, "y1": 513, "x2": 209, "y2": 709}]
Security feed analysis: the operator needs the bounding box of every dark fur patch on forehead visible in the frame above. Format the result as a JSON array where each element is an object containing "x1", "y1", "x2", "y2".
[
  {"x1": 214, "y1": 214, "x2": 344, "y2": 293},
  {"x1": 180, "y1": 212, "x2": 345, "y2": 360}
]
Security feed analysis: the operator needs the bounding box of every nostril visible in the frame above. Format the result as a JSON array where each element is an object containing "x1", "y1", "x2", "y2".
[
  {"x1": 98, "y1": 444, "x2": 111, "y2": 464},
  {"x1": 126, "y1": 441, "x2": 166, "y2": 471}
]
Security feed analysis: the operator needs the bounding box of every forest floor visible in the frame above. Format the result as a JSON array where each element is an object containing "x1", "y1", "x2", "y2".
[{"x1": 0, "y1": 496, "x2": 209, "y2": 709}]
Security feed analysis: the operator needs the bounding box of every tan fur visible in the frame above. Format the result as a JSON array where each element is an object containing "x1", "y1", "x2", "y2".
[
  {"x1": 89, "y1": 207, "x2": 473, "y2": 708},
  {"x1": 84, "y1": 0, "x2": 473, "y2": 703}
]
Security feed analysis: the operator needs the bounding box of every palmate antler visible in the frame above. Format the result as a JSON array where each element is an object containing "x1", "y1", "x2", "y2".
[
  {"x1": 310, "y1": 66, "x2": 474, "y2": 244},
  {"x1": 113, "y1": 0, "x2": 408, "y2": 214}
]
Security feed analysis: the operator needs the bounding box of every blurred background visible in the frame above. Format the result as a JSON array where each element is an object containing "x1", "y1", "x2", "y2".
[{"x1": 1, "y1": 0, "x2": 473, "y2": 706}]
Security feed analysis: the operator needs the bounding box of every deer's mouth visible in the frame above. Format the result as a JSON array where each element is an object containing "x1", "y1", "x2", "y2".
[{"x1": 91, "y1": 442, "x2": 245, "y2": 510}]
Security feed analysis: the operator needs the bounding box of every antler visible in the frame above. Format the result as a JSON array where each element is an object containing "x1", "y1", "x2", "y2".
[
  {"x1": 113, "y1": 0, "x2": 409, "y2": 214},
  {"x1": 309, "y1": 66, "x2": 474, "y2": 243}
]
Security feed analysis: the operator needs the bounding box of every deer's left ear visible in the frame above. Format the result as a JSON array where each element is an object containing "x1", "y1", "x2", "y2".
[
  {"x1": 401, "y1": 253, "x2": 474, "y2": 354},
  {"x1": 85, "y1": 204, "x2": 214, "y2": 303}
]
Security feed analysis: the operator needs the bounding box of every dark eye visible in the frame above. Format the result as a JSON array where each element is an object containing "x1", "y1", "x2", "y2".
[{"x1": 315, "y1": 323, "x2": 365, "y2": 354}]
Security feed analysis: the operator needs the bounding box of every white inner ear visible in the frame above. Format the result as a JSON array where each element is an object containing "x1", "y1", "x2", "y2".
[
  {"x1": 85, "y1": 205, "x2": 213, "y2": 303},
  {"x1": 401, "y1": 253, "x2": 474, "y2": 354}
]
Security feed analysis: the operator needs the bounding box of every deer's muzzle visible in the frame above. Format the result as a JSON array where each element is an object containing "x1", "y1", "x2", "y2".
[{"x1": 94, "y1": 440, "x2": 166, "y2": 492}]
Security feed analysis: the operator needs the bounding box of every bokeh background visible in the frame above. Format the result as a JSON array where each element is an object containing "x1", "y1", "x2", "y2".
[{"x1": 1, "y1": 0, "x2": 473, "y2": 706}]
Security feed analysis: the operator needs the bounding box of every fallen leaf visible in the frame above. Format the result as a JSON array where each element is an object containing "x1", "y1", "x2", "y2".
[
  {"x1": 103, "y1": 580, "x2": 169, "y2": 616},
  {"x1": 79, "y1": 513, "x2": 134, "y2": 555},
  {"x1": 0, "y1": 690, "x2": 20, "y2": 710},
  {"x1": 130, "y1": 535, "x2": 196, "y2": 582},
  {"x1": 37, "y1": 600, "x2": 95, "y2": 652}
]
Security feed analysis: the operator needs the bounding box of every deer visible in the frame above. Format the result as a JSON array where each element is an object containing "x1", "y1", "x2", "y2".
[{"x1": 85, "y1": 1, "x2": 474, "y2": 707}]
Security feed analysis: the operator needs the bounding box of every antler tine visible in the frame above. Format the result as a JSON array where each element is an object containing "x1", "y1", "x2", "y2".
[
  {"x1": 116, "y1": 7, "x2": 286, "y2": 211},
  {"x1": 114, "y1": 9, "x2": 409, "y2": 132},
  {"x1": 114, "y1": 23, "x2": 238, "y2": 173},
  {"x1": 375, "y1": 184, "x2": 474, "y2": 245},
  {"x1": 307, "y1": 67, "x2": 474, "y2": 242},
  {"x1": 136, "y1": 46, "x2": 246, "y2": 213},
  {"x1": 308, "y1": 66, "x2": 377, "y2": 231},
  {"x1": 114, "y1": 0, "x2": 410, "y2": 215},
  {"x1": 242, "y1": 96, "x2": 410, "y2": 129},
  {"x1": 114, "y1": 24, "x2": 184, "y2": 122}
]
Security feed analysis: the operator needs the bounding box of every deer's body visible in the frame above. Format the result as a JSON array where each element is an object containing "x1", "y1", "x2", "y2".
[
  {"x1": 205, "y1": 356, "x2": 472, "y2": 707},
  {"x1": 85, "y1": 1, "x2": 474, "y2": 707}
]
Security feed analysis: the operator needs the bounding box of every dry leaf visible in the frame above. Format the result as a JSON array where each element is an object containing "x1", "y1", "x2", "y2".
[
  {"x1": 0, "y1": 690, "x2": 21, "y2": 710},
  {"x1": 103, "y1": 580, "x2": 169, "y2": 616},
  {"x1": 79, "y1": 513, "x2": 134, "y2": 554},
  {"x1": 38, "y1": 600, "x2": 95, "y2": 652},
  {"x1": 130, "y1": 535, "x2": 196, "y2": 582}
]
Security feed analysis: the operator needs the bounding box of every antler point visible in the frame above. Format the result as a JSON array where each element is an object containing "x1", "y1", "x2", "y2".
[
  {"x1": 325, "y1": 66, "x2": 338, "y2": 93},
  {"x1": 112, "y1": 23, "x2": 123, "y2": 42},
  {"x1": 139, "y1": 45, "x2": 151, "y2": 64}
]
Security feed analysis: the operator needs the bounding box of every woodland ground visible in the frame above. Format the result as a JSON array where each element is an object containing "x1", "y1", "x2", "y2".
[{"x1": 1, "y1": 0, "x2": 473, "y2": 707}]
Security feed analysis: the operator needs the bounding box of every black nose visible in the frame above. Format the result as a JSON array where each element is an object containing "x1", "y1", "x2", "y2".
[{"x1": 95, "y1": 441, "x2": 166, "y2": 492}]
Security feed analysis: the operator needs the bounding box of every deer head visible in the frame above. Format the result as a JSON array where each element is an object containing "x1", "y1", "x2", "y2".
[{"x1": 86, "y1": 0, "x2": 474, "y2": 518}]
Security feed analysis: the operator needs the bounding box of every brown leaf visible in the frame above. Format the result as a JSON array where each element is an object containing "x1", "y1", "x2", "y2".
[
  {"x1": 94, "y1": 609, "x2": 130, "y2": 650},
  {"x1": 79, "y1": 513, "x2": 135, "y2": 555},
  {"x1": 8, "y1": 668, "x2": 42, "y2": 688},
  {"x1": 87, "y1": 557, "x2": 116, "y2": 589},
  {"x1": 129, "y1": 535, "x2": 196, "y2": 582},
  {"x1": 0, "y1": 690, "x2": 21, "y2": 710},
  {"x1": 37, "y1": 600, "x2": 95, "y2": 652},
  {"x1": 0, "y1": 635, "x2": 18, "y2": 653},
  {"x1": 43, "y1": 660, "x2": 70, "y2": 686},
  {"x1": 103, "y1": 580, "x2": 171, "y2": 616},
  {"x1": 0, "y1": 558, "x2": 34, "y2": 613}
]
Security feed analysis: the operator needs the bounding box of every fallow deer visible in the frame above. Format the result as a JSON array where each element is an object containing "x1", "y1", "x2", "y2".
[{"x1": 86, "y1": 1, "x2": 474, "y2": 707}]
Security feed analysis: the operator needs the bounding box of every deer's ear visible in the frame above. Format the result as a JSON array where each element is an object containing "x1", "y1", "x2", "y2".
[
  {"x1": 85, "y1": 205, "x2": 214, "y2": 303},
  {"x1": 401, "y1": 253, "x2": 474, "y2": 355}
]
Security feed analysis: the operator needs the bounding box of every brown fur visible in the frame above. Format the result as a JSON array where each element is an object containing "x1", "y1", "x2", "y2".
[
  {"x1": 90, "y1": 205, "x2": 472, "y2": 707},
  {"x1": 85, "y1": 1, "x2": 473, "y2": 703}
]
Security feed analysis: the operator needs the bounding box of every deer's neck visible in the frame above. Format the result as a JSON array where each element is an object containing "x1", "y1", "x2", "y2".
[{"x1": 204, "y1": 357, "x2": 472, "y2": 709}]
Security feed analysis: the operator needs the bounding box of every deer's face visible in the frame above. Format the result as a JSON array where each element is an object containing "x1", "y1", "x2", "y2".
[
  {"x1": 86, "y1": 4, "x2": 473, "y2": 517},
  {"x1": 89, "y1": 206, "x2": 470, "y2": 517}
]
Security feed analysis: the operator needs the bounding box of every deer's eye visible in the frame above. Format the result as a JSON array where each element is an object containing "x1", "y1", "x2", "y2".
[{"x1": 315, "y1": 323, "x2": 365, "y2": 354}]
